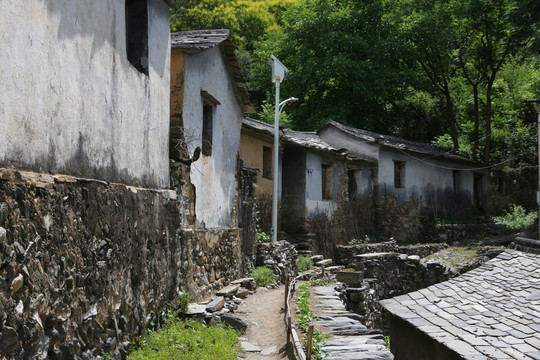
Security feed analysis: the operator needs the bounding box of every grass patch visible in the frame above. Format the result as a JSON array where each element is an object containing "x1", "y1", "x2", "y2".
[
  {"x1": 298, "y1": 255, "x2": 313, "y2": 271},
  {"x1": 296, "y1": 282, "x2": 328, "y2": 360},
  {"x1": 250, "y1": 266, "x2": 275, "y2": 287},
  {"x1": 128, "y1": 316, "x2": 239, "y2": 360},
  {"x1": 424, "y1": 246, "x2": 478, "y2": 268}
]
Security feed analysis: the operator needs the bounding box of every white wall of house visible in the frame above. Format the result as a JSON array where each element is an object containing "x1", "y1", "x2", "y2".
[
  {"x1": 182, "y1": 46, "x2": 243, "y2": 228},
  {"x1": 0, "y1": 0, "x2": 171, "y2": 188},
  {"x1": 305, "y1": 152, "x2": 339, "y2": 219}
]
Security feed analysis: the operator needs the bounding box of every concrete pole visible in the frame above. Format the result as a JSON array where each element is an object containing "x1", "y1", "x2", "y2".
[{"x1": 272, "y1": 80, "x2": 281, "y2": 243}]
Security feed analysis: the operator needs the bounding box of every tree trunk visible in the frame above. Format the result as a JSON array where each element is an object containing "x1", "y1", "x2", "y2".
[
  {"x1": 444, "y1": 88, "x2": 459, "y2": 150},
  {"x1": 483, "y1": 79, "x2": 494, "y2": 163},
  {"x1": 472, "y1": 84, "x2": 480, "y2": 160}
]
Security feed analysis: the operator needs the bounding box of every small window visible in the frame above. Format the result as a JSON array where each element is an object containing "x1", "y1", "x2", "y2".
[
  {"x1": 200, "y1": 91, "x2": 220, "y2": 157},
  {"x1": 394, "y1": 161, "x2": 405, "y2": 189},
  {"x1": 348, "y1": 169, "x2": 361, "y2": 200},
  {"x1": 126, "y1": 0, "x2": 149, "y2": 75},
  {"x1": 453, "y1": 170, "x2": 461, "y2": 192},
  {"x1": 263, "y1": 146, "x2": 272, "y2": 179},
  {"x1": 322, "y1": 164, "x2": 334, "y2": 200}
]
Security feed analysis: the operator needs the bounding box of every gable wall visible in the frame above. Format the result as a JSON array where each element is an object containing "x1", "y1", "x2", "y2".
[
  {"x1": 0, "y1": 0, "x2": 171, "y2": 188},
  {"x1": 182, "y1": 46, "x2": 244, "y2": 227}
]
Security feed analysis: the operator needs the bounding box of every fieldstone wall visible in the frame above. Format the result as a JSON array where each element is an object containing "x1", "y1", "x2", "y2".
[
  {"x1": 334, "y1": 241, "x2": 447, "y2": 266},
  {"x1": 0, "y1": 169, "x2": 246, "y2": 359},
  {"x1": 423, "y1": 223, "x2": 508, "y2": 243},
  {"x1": 256, "y1": 241, "x2": 298, "y2": 283},
  {"x1": 375, "y1": 194, "x2": 421, "y2": 241}
]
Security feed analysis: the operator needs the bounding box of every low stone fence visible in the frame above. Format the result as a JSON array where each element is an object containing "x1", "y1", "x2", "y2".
[
  {"x1": 335, "y1": 241, "x2": 447, "y2": 266},
  {"x1": 0, "y1": 170, "x2": 250, "y2": 359},
  {"x1": 426, "y1": 223, "x2": 507, "y2": 243},
  {"x1": 256, "y1": 240, "x2": 298, "y2": 283}
]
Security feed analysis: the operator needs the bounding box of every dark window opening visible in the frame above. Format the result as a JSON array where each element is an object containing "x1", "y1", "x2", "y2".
[
  {"x1": 202, "y1": 104, "x2": 213, "y2": 156},
  {"x1": 394, "y1": 161, "x2": 405, "y2": 189},
  {"x1": 453, "y1": 170, "x2": 461, "y2": 192},
  {"x1": 263, "y1": 146, "x2": 272, "y2": 179},
  {"x1": 126, "y1": 0, "x2": 149, "y2": 75},
  {"x1": 322, "y1": 164, "x2": 334, "y2": 200},
  {"x1": 200, "y1": 91, "x2": 220, "y2": 157},
  {"x1": 473, "y1": 173, "x2": 485, "y2": 210}
]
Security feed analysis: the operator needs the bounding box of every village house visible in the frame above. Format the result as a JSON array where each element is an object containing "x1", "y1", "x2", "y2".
[
  {"x1": 0, "y1": 0, "x2": 173, "y2": 189},
  {"x1": 170, "y1": 29, "x2": 254, "y2": 228},
  {"x1": 0, "y1": 6, "x2": 259, "y2": 358},
  {"x1": 318, "y1": 121, "x2": 489, "y2": 240}
]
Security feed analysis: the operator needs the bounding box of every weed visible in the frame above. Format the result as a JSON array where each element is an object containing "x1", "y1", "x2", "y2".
[
  {"x1": 296, "y1": 283, "x2": 328, "y2": 360},
  {"x1": 250, "y1": 266, "x2": 275, "y2": 287},
  {"x1": 493, "y1": 205, "x2": 537, "y2": 230},
  {"x1": 298, "y1": 255, "x2": 313, "y2": 271},
  {"x1": 257, "y1": 224, "x2": 271, "y2": 243},
  {"x1": 384, "y1": 336, "x2": 390, "y2": 349},
  {"x1": 127, "y1": 317, "x2": 239, "y2": 360},
  {"x1": 177, "y1": 291, "x2": 191, "y2": 314}
]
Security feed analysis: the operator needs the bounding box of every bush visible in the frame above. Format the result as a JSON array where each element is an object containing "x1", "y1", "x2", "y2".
[
  {"x1": 257, "y1": 225, "x2": 271, "y2": 243},
  {"x1": 297, "y1": 255, "x2": 313, "y2": 271},
  {"x1": 177, "y1": 291, "x2": 191, "y2": 314},
  {"x1": 128, "y1": 317, "x2": 239, "y2": 360},
  {"x1": 250, "y1": 266, "x2": 275, "y2": 287},
  {"x1": 493, "y1": 204, "x2": 537, "y2": 230}
]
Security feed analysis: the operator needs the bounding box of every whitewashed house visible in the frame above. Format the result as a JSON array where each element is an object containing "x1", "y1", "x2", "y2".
[
  {"x1": 170, "y1": 30, "x2": 254, "y2": 228},
  {"x1": 0, "y1": 0, "x2": 174, "y2": 189}
]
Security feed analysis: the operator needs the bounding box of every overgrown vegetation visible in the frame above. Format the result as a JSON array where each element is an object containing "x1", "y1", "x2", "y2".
[
  {"x1": 348, "y1": 235, "x2": 377, "y2": 245},
  {"x1": 425, "y1": 247, "x2": 478, "y2": 268},
  {"x1": 128, "y1": 315, "x2": 239, "y2": 360},
  {"x1": 176, "y1": 292, "x2": 191, "y2": 314},
  {"x1": 256, "y1": 224, "x2": 271, "y2": 243},
  {"x1": 297, "y1": 255, "x2": 313, "y2": 271},
  {"x1": 296, "y1": 282, "x2": 328, "y2": 360},
  {"x1": 250, "y1": 266, "x2": 275, "y2": 287},
  {"x1": 492, "y1": 204, "x2": 537, "y2": 230}
]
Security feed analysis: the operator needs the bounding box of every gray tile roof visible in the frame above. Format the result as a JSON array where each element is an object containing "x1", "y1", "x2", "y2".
[
  {"x1": 241, "y1": 118, "x2": 376, "y2": 164},
  {"x1": 320, "y1": 121, "x2": 482, "y2": 166},
  {"x1": 381, "y1": 250, "x2": 540, "y2": 360},
  {"x1": 171, "y1": 30, "x2": 254, "y2": 113}
]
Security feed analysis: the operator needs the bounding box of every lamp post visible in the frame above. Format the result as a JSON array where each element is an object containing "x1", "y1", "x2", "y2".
[{"x1": 269, "y1": 55, "x2": 297, "y2": 243}]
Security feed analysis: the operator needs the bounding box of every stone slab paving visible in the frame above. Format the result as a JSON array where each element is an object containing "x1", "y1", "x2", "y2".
[
  {"x1": 312, "y1": 285, "x2": 394, "y2": 360},
  {"x1": 381, "y1": 250, "x2": 540, "y2": 360}
]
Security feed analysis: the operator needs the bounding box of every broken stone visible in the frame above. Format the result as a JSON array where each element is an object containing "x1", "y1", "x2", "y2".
[
  {"x1": 236, "y1": 288, "x2": 250, "y2": 298},
  {"x1": 241, "y1": 341, "x2": 261, "y2": 352},
  {"x1": 311, "y1": 255, "x2": 324, "y2": 261},
  {"x1": 316, "y1": 259, "x2": 333, "y2": 267},
  {"x1": 187, "y1": 304, "x2": 207, "y2": 316},
  {"x1": 205, "y1": 297, "x2": 225, "y2": 313},
  {"x1": 220, "y1": 313, "x2": 247, "y2": 332},
  {"x1": 0, "y1": 227, "x2": 6, "y2": 242},
  {"x1": 216, "y1": 284, "x2": 240, "y2": 297},
  {"x1": 1, "y1": 326, "x2": 20, "y2": 354},
  {"x1": 11, "y1": 273, "x2": 24, "y2": 294},
  {"x1": 260, "y1": 345, "x2": 277, "y2": 356}
]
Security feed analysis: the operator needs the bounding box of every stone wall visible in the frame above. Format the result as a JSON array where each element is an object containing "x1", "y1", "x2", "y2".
[
  {"x1": 0, "y1": 170, "x2": 247, "y2": 359},
  {"x1": 334, "y1": 241, "x2": 447, "y2": 266},
  {"x1": 423, "y1": 223, "x2": 508, "y2": 243},
  {"x1": 375, "y1": 194, "x2": 421, "y2": 241},
  {"x1": 256, "y1": 241, "x2": 298, "y2": 283}
]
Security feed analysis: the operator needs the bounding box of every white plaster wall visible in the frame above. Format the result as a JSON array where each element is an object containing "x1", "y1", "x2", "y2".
[
  {"x1": 305, "y1": 152, "x2": 338, "y2": 218},
  {"x1": 377, "y1": 149, "x2": 484, "y2": 207},
  {"x1": 182, "y1": 47, "x2": 243, "y2": 228},
  {"x1": 0, "y1": 0, "x2": 171, "y2": 188}
]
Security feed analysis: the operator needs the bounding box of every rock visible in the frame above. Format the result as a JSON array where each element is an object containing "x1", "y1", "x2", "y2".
[
  {"x1": 1, "y1": 326, "x2": 20, "y2": 354},
  {"x1": 220, "y1": 313, "x2": 247, "y2": 332},
  {"x1": 316, "y1": 259, "x2": 333, "y2": 267},
  {"x1": 216, "y1": 284, "x2": 240, "y2": 297},
  {"x1": 15, "y1": 300, "x2": 23, "y2": 315},
  {"x1": 235, "y1": 288, "x2": 250, "y2": 298},
  {"x1": 241, "y1": 341, "x2": 261, "y2": 352},
  {"x1": 187, "y1": 304, "x2": 207, "y2": 316},
  {"x1": 0, "y1": 227, "x2": 6, "y2": 242},
  {"x1": 311, "y1": 255, "x2": 324, "y2": 261},
  {"x1": 11, "y1": 274, "x2": 24, "y2": 294},
  {"x1": 260, "y1": 345, "x2": 277, "y2": 356},
  {"x1": 205, "y1": 297, "x2": 225, "y2": 313}
]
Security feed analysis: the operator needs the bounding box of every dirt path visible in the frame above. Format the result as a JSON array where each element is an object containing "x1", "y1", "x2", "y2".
[{"x1": 235, "y1": 285, "x2": 296, "y2": 360}]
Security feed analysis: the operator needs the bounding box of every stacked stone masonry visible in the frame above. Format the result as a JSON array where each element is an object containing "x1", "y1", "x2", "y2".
[{"x1": 0, "y1": 169, "x2": 249, "y2": 359}]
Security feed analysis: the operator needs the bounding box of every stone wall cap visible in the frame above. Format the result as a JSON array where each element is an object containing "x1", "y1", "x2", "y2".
[{"x1": 354, "y1": 252, "x2": 400, "y2": 259}]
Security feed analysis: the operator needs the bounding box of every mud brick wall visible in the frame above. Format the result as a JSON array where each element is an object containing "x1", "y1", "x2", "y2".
[{"x1": 0, "y1": 171, "x2": 243, "y2": 359}]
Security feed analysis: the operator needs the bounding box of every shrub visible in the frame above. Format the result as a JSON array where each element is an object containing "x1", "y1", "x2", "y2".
[
  {"x1": 128, "y1": 317, "x2": 239, "y2": 360},
  {"x1": 250, "y1": 266, "x2": 275, "y2": 287},
  {"x1": 297, "y1": 255, "x2": 313, "y2": 271},
  {"x1": 493, "y1": 205, "x2": 537, "y2": 230},
  {"x1": 257, "y1": 225, "x2": 271, "y2": 243},
  {"x1": 177, "y1": 291, "x2": 191, "y2": 314}
]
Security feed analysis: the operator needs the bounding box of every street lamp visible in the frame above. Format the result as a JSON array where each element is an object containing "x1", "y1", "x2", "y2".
[{"x1": 269, "y1": 55, "x2": 297, "y2": 243}]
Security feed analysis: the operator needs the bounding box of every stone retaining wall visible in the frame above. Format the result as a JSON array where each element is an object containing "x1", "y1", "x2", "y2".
[
  {"x1": 256, "y1": 241, "x2": 298, "y2": 283},
  {"x1": 0, "y1": 171, "x2": 247, "y2": 359}
]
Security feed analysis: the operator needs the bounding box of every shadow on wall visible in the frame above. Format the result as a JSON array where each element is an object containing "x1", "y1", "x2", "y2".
[{"x1": 37, "y1": 0, "x2": 168, "y2": 76}]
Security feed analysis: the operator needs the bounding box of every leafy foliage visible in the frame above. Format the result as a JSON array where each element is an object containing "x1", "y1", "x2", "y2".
[
  {"x1": 493, "y1": 204, "x2": 538, "y2": 230},
  {"x1": 128, "y1": 317, "x2": 239, "y2": 360},
  {"x1": 297, "y1": 255, "x2": 313, "y2": 271},
  {"x1": 296, "y1": 282, "x2": 328, "y2": 360},
  {"x1": 250, "y1": 266, "x2": 275, "y2": 287},
  {"x1": 176, "y1": 292, "x2": 191, "y2": 314},
  {"x1": 256, "y1": 224, "x2": 271, "y2": 243}
]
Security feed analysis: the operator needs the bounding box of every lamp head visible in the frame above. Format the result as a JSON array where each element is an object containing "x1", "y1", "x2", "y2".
[{"x1": 269, "y1": 54, "x2": 289, "y2": 83}]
